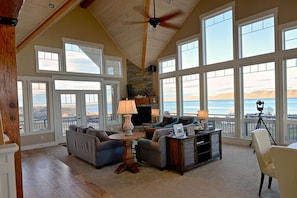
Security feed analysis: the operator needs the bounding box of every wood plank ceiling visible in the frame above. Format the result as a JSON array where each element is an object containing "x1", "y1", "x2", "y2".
[{"x1": 16, "y1": 0, "x2": 200, "y2": 69}]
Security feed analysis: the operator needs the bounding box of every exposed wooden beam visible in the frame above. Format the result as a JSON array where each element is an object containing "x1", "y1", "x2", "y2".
[
  {"x1": 80, "y1": 0, "x2": 95, "y2": 8},
  {"x1": 141, "y1": 0, "x2": 150, "y2": 71},
  {"x1": 16, "y1": 0, "x2": 79, "y2": 52},
  {"x1": 0, "y1": 0, "x2": 24, "y2": 197}
]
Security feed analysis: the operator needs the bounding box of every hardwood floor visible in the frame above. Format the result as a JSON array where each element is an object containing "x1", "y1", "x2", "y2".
[{"x1": 22, "y1": 148, "x2": 113, "y2": 198}]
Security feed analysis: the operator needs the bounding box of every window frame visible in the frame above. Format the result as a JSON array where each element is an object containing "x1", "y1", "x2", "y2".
[
  {"x1": 35, "y1": 45, "x2": 63, "y2": 73},
  {"x1": 62, "y1": 37, "x2": 104, "y2": 75},
  {"x1": 18, "y1": 77, "x2": 54, "y2": 135}
]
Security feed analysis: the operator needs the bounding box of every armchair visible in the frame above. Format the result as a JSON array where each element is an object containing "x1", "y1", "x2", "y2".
[
  {"x1": 136, "y1": 128, "x2": 173, "y2": 169},
  {"x1": 271, "y1": 146, "x2": 297, "y2": 198},
  {"x1": 251, "y1": 129, "x2": 276, "y2": 196}
]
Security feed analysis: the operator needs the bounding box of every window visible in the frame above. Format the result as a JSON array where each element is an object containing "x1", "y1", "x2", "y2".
[
  {"x1": 282, "y1": 26, "x2": 297, "y2": 50},
  {"x1": 55, "y1": 80, "x2": 101, "y2": 91},
  {"x1": 202, "y1": 7, "x2": 233, "y2": 65},
  {"x1": 178, "y1": 39, "x2": 199, "y2": 69},
  {"x1": 105, "y1": 82, "x2": 120, "y2": 124},
  {"x1": 159, "y1": 57, "x2": 176, "y2": 74},
  {"x1": 239, "y1": 15, "x2": 275, "y2": 58},
  {"x1": 64, "y1": 38, "x2": 103, "y2": 75},
  {"x1": 181, "y1": 74, "x2": 199, "y2": 116},
  {"x1": 18, "y1": 81, "x2": 24, "y2": 133},
  {"x1": 35, "y1": 46, "x2": 62, "y2": 72},
  {"x1": 31, "y1": 82, "x2": 50, "y2": 131},
  {"x1": 284, "y1": 58, "x2": 297, "y2": 142},
  {"x1": 207, "y1": 69, "x2": 234, "y2": 117},
  {"x1": 242, "y1": 62, "x2": 276, "y2": 138},
  {"x1": 104, "y1": 56, "x2": 122, "y2": 77},
  {"x1": 161, "y1": 77, "x2": 177, "y2": 115}
]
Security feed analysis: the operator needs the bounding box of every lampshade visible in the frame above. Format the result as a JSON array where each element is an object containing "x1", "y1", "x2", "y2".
[
  {"x1": 198, "y1": 110, "x2": 208, "y2": 120},
  {"x1": 151, "y1": 109, "x2": 159, "y2": 117},
  {"x1": 117, "y1": 99, "x2": 138, "y2": 115}
]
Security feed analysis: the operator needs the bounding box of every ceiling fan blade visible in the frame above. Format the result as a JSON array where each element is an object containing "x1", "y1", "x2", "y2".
[
  {"x1": 159, "y1": 22, "x2": 181, "y2": 29},
  {"x1": 133, "y1": 5, "x2": 150, "y2": 19},
  {"x1": 159, "y1": 9, "x2": 184, "y2": 22},
  {"x1": 122, "y1": 20, "x2": 147, "y2": 25}
]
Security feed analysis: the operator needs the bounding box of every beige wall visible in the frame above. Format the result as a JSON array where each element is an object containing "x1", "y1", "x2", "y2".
[
  {"x1": 159, "y1": 0, "x2": 297, "y2": 58},
  {"x1": 17, "y1": 6, "x2": 127, "y2": 148}
]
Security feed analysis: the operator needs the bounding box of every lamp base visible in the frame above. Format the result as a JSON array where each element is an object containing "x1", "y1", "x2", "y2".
[{"x1": 123, "y1": 114, "x2": 134, "y2": 136}]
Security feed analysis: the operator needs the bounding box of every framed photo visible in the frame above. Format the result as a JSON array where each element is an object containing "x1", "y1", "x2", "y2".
[
  {"x1": 173, "y1": 124, "x2": 185, "y2": 138},
  {"x1": 208, "y1": 120, "x2": 215, "y2": 130},
  {"x1": 187, "y1": 125, "x2": 195, "y2": 136}
]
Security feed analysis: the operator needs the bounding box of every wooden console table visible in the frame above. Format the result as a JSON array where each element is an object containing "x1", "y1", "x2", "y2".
[
  {"x1": 166, "y1": 129, "x2": 222, "y2": 175},
  {"x1": 109, "y1": 132, "x2": 145, "y2": 174}
]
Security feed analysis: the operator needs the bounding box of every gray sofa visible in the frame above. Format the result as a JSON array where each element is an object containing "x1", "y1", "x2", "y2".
[{"x1": 66, "y1": 125, "x2": 124, "y2": 168}]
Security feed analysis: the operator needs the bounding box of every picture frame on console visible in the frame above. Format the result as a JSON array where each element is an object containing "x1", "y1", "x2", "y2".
[
  {"x1": 173, "y1": 124, "x2": 185, "y2": 138},
  {"x1": 186, "y1": 125, "x2": 195, "y2": 136}
]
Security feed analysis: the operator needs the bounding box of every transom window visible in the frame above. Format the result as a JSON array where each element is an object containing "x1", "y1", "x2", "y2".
[
  {"x1": 159, "y1": 57, "x2": 176, "y2": 74},
  {"x1": 35, "y1": 46, "x2": 62, "y2": 72},
  {"x1": 202, "y1": 7, "x2": 233, "y2": 65},
  {"x1": 282, "y1": 26, "x2": 297, "y2": 50},
  {"x1": 239, "y1": 15, "x2": 275, "y2": 58},
  {"x1": 63, "y1": 38, "x2": 103, "y2": 75},
  {"x1": 178, "y1": 38, "x2": 199, "y2": 70}
]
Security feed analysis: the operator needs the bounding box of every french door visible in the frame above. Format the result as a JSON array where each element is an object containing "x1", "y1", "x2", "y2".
[{"x1": 55, "y1": 90, "x2": 103, "y2": 143}]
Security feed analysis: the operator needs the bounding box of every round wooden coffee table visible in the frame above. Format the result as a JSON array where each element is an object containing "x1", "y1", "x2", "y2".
[{"x1": 109, "y1": 132, "x2": 145, "y2": 174}]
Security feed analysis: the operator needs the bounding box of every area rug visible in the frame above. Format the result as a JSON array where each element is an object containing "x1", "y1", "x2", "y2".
[{"x1": 44, "y1": 144, "x2": 279, "y2": 198}]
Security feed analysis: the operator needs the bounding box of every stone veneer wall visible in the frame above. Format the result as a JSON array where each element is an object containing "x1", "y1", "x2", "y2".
[{"x1": 126, "y1": 60, "x2": 155, "y2": 97}]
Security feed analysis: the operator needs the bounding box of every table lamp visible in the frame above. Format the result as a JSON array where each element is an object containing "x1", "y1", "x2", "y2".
[
  {"x1": 198, "y1": 110, "x2": 208, "y2": 130},
  {"x1": 117, "y1": 98, "x2": 138, "y2": 136},
  {"x1": 151, "y1": 108, "x2": 159, "y2": 123}
]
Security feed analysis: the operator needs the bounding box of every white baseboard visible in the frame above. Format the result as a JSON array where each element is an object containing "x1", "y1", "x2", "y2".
[
  {"x1": 222, "y1": 137, "x2": 251, "y2": 147},
  {"x1": 21, "y1": 142, "x2": 58, "y2": 151}
]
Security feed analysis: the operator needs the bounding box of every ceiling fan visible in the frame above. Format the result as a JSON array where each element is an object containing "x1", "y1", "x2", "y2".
[{"x1": 127, "y1": 0, "x2": 184, "y2": 29}]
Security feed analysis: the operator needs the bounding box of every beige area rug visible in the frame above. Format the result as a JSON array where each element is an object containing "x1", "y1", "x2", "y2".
[{"x1": 44, "y1": 144, "x2": 279, "y2": 198}]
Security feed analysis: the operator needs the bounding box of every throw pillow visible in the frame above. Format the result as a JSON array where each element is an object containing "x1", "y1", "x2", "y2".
[
  {"x1": 178, "y1": 118, "x2": 192, "y2": 125},
  {"x1": 160, "y1": 117, "x2": 173, "y2": 127},
  {"x1": 77, "y1": 126, "x2": 87, "y2": 133},
  {"x1": 86, "y1": 129, "x2": 109, "y2": 141}
]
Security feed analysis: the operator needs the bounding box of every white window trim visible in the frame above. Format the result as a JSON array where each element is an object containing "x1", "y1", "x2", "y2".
[
  {"x1": 18, "y1": 76, "x2": 54, "y2": 135},
  {"x1": 34, "y1": 45, "x2": 63, "y2": 73},
  {"x1": 62, "y1": 37, "x2": 104, "y2": 76},
  {"x1": 176, "y1": 34, "x2": 199, "y2": 70},
  {"x1": 200, "y1": 1, "x2": 235, "y2": 66},
  {"x1": 237, "y1": 8, "x2": 278, "y2": 59},
  {"x1": 103, "y1": 55, "x2": 123, "y2": 78}
]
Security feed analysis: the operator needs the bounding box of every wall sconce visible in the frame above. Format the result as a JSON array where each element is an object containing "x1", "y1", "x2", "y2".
[
  {"x1": 198, "y1": 110, "x2": 208, "y2": 130},
  {"x1": 117, "y1": 98, "x2": 138, "y2": 136}
]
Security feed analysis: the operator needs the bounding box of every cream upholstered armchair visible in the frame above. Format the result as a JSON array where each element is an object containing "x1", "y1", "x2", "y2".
[
  {"x1": 271, "y1": 146, "x2": 297, "y2": 198},
  {"x1": 251, "y1": 129, "x2": 276, "y2": 196}
]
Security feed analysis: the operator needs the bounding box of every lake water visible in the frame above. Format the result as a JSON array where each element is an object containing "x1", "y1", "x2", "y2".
[{"x1": 163, "y1": 98, "x2": 297, "y2": 116}]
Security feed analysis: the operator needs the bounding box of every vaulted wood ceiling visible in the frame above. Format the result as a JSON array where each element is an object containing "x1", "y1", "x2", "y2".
[{"x1": 16, "y1": 0, "x2": 200, "y2": 69}]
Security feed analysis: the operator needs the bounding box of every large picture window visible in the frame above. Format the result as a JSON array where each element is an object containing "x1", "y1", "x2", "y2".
[{"x1": 242, "y1": 62, "x2": 276, "y2": 138}]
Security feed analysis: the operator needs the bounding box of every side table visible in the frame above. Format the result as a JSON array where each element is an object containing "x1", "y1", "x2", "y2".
[{"x1": 109, "y1": 132, "x2": 145, "y2": 174}]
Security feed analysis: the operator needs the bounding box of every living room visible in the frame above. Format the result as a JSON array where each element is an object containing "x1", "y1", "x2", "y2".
[{"x1": 1, "y1": 0, "x2": 297, "y2": 197}]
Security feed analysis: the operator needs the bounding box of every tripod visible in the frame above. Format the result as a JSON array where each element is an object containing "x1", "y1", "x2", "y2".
[{"x1": 253, "y1": 112, "x2": 277, "y2": 145}]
